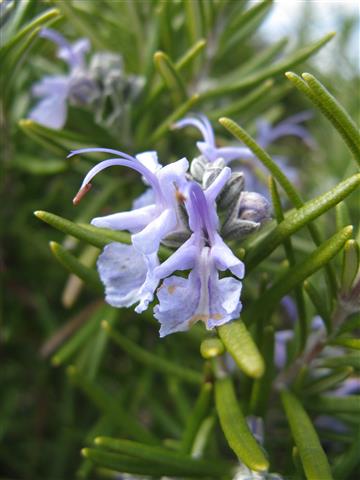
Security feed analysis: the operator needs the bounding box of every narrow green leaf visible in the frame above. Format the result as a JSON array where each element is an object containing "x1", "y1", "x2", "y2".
[
  {"x1": 102, "y1": 321, "x2": 202, "y2": 385},
  {"x1": 244, "y1": 174, "x2": 360, "y2": 271},
  {"x1": 35, "y1": 211, "x2": 172, "y2": 258},
  {"x1": 13, "y1": 156, "x2": 67, "y2": 175},
  {"x1": 148, "y1": 94, "x2": 199, "y2": 144},
  {"x1": 93, "y1": 438, "x2": 232, "y2": 477},
  {"x1": 302, "y1": 73, "x2": 360, "y2": 166},
  {"x1": 332, "y1": 429, "x2": 360, "y2": 480},
  {"x1": 82, "y1": 448, "x2": 171, "y2": 476},
  {"x1": 303, "y1": 281, "x2": 331, "y2": 332},
  {"x1": 236, "y1": 37, "x2": 288, "y2": 78},
  {"x1": 34, "y1": 211, "x2": 131, "y2": 249},
  {"x1": 19, "y1": 119, "x2": 68, "y2": 157},
  {"x1": 184, "y1": 0, "x2": 203, "y2": 45},
  {"x1": 341, "y1": 240, "x2": 359, "y2": 294},
  {"x1": 0, "y1": 8, "x2": 60, "y2": 61},
  {"x1": 335, "y1": 202, "x2": 351, "y2": 231},
  {"x1": 68, "y1": 366, "x2": 158, "y2": 444},
  {"x1": 154, "y1": 51, "x2": 187, "y2": 105},
  {"x1": 250, "y1": 326, "x2": 275, "y2": 416},
  {"x1": 219, "y1": 116, "x2": 300, "y2": 205},
  {"x1": 51, "y1": 304, "x2": 107, "y2": 366},
  {"x1": 215, "y1": 376, "x2": 269, "y2": 472},
  {"x1": 24, "y1": 119, "x2": 91, "y2": 144},
  {"x1": 176, "y1": 38, "x2": 207, "y2": 71},
  {"x1": 209, "y1": 80, "x2": 274, "y2": 120},
  {"x1": 217, "y1": 320, "x2": 265, "y2": 378},
  {"x1": 221, "y1": 0, "x2": 272, "y2": 45},
  {"x1": 202, "y1": 33, "x2": 335, "y2": 99},
  {"x1": 304, "y1": 367, "x2": 354, "y2": 396},
  {"x1": 329, "y1": 338, "x2": 360, "y2": 350},
  {"x1": 281, "y1": 390, "x2": 333, "y2": 480},
  {"x1": 319, "y1": 354, "x2": 360, "y2": 370},
  {"x1": 246, "y1": 226, "x2": 353, "y2": 323},
  {"x1": 191, "y1": 415, "x2": 216, "y2": 458},
  {"x1": 219, "y1": 0, "x2": 272, "y2": 56},
  {"x1": 2, "y1": 27, "x2": 40, "y2": 93},
  {"x1": 285, "y1": 72, "x2": 360, "y2": 164},
  {"x1": 54, "y1": 1, "x2": 107, "y2": 49},
  {"x1": 180, "y1": 383, "x2": 213, "y2": 454},
  {"x1": 49, "y1": 242, "x2": 102, "y2": 293},
  {"x1": 269, "y1": 176, "x2": 307, "y2": 347},
  {"x1": 306, "y1": 395, "x2": 360, "y2": 414}
]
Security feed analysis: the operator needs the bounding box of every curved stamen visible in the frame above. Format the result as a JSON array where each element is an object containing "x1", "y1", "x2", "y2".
[
  {"x1": 198, "y1": 114, "x2": 215, "y2": 147},
  {"x1": 173, "y1": 117, "x2": 215, "y2": 147},
  {"x1": 68, "y1": 147, "x2": 136, "y2": 162},
  {"x1": 73, "y1": 157, "x2": 162, "y2": 204},
  {"x1": 40, "y1": 28, "x2": 80, "y2": 68}
]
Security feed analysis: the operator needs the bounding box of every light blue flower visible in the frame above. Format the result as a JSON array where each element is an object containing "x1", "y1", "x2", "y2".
[
  {"x1": 153, "y1": 170, "x2": 245, "y2": 336},
  {"x1": 29, "y1": 28, "x2": 97, "y2": 129},
  {"x1": 70, "y1": 148, "x2": 189, "y2": 256}
]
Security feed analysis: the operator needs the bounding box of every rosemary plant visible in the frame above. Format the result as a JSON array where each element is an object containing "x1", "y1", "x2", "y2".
[{"x1": 1, "y1": 1, "x2": 359, "y2": 479}]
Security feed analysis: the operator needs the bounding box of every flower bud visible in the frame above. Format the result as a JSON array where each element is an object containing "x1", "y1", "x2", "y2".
[
  {"x1": 238, "y1": 191, "x2": 271, "y2": 223},
  {"x1": 221, "y1": 191, "x2": 271, "y2": 241},
  {"x1": 190, "y1": 155, "x2": 209, "y2": 181},
  {"x1": 218, "y1": 172, "x2": 245, "y2": 209}
]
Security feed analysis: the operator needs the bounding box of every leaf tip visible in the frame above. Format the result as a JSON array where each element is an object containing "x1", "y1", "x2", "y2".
[
  {"x1": 101, "y1": 320, "x2": 111, "y2": 332},
  {"x1": 94, "y1": 437, "x2": 103, "y2": 446},
  {"x1": 66, "y1": 365, "x2": 77, "y2": 378},
  {"x1": 81, "y1": 448, "x2": 89, "y2": 458},
  {"x1": 34, "y1": 210, "x2": 44, "y2": 219}
]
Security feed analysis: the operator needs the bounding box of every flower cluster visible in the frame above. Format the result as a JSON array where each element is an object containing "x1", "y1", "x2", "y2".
[
  {"x1": 29, "y1": 29, "x2": 143, "y2": 130},
  {"x1": 71, "y1": 116, "x2": 272, "y2": 336}
]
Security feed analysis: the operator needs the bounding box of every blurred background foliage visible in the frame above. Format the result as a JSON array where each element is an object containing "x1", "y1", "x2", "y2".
[{"x1": 1, "y1": 1, "x2": 359, "y2": 479}]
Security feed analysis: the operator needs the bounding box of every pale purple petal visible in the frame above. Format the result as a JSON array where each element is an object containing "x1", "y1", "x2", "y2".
[
  {"x1": 154, "y1": 272, "x2": 200, "y2": 337},
  {"x1": 274, "y1": 330, "x2": 293, "y2": 369},
  {"x1": 332, "y1": 377, "x2": 360, "y2": 396},
  {"x1": 157, "y1": 157, "x2": 189, "y2": 190},
  {"x1": 32, "y1": 75, "x2": 69, "y2": 97},
  {"x1": 97, "y1": 243, "x2": 150, "y2": 308},
  {"x1": 91, "y1": 205, "x2": 157, "y2": 232},
  {"x1": 136, "y1": 151, "x2": 161, "y2": 174},
  {"x1": 211, "y1": 233, "x2": 245, "y2": 279},
  {"x1": 204, "y1": 166, "x2": 231, "y2": 203},
  {"x1": 29, "y1": 94, "x2": 68, "y2": 129},
  {"x1": 132, "y1": 208, "x2": 177, "y2": 254},
  {"x1": 135, "y1": 252, "x2": 160, "y2": 313},
  {"x1": 59, "y1": 38, "x2": 90, "y2": 68},
  {"x1": 173, "y1": 117, "x2": 215, "y2": 147},
  {"x1": 154, "y1": 236, "x2": 197, "y2": 279},
  {"x1": 207, "y1": 274, "x2": 243, "y2": 329},
  {"x1": 203, "y1": 145, "x2": 255, "y2": 163}
]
